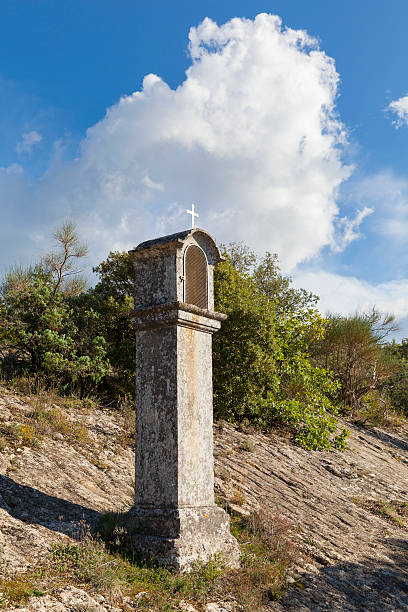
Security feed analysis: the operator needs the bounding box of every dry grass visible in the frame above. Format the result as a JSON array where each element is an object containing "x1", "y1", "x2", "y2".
[
  {"x1": 91, "y1": 507, "x2": 299, "y2": 611},
  {"x1": 352, "y1": 393, "x2": 406, "y2": 430},
  {"x1": 0, "y1": 380, "x2": 298, "y2": 609},
  {"x1": 353, "y1": 497, "x2": 408, "y2": 528},
  {"x1": 0, "y1": 575, "x2": 44, "y2": 608},
  {"x1": 231, "y1": 485, "x2": 246, "y2": 507},
  {"x1": 225, "y1": 508, "x2": 300, "y2": 608},
  {"x1": 113, "y1": 396, "x2": 135, "y2": 449},
  {"x1": 0, "y1": 380, "x2": 99, "y2": 453}
]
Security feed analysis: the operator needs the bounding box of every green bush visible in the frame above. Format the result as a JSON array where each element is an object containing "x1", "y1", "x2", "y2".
[
  {"x1": 214, "y1": 258, "x2": 349, "y2": 450},
  {"x1": 0, "y1": 225, "x2": 111, "y2": 396}
]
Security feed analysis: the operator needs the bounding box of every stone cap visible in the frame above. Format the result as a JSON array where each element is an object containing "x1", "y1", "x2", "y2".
[
  {"x1": 131, "y1": 301, "x2": 227, "y2": 333},
  {"x1": 129, "y1": 228, "x2": 225, "y2": 261}
]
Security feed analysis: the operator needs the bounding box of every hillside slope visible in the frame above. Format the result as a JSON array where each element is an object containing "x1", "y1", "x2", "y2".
[{"x1": 1, "y1": 385, "x2": 408, "y2": 610}]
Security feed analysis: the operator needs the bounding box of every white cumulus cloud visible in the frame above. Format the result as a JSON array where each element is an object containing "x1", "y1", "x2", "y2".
[
  {"x1": 295, "y1": 269, "x2": 408, "y2": 338},
  {"x1": 387, "y1": 94, "x2": 408, "y2": 128},
  {"x1": 0, "y1": 13, "x2": 354, "y2": 275}
]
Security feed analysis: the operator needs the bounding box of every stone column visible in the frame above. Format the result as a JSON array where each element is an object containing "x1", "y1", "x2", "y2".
[{"x1": 128, "y1": 229, "x2": 240, "y2": 571}]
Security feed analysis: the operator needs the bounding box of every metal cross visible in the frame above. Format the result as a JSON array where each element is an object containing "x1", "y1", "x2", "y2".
[{"x1": 186, "y1": 203, "x2": 199, "y2": 228}]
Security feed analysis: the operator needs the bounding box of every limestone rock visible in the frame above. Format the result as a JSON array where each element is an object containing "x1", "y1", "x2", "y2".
[
  {"x1": 178, "y1": 601, "x2": 198, "y2": 611},
  {"x1": 2, "y1": 385, "x2": 408, "y2": 610},
  {"x1": 9, "y1": 587, "x2": 121, "y2": 611}
]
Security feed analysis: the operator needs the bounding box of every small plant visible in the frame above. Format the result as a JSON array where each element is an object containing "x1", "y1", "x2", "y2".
[
  {"x1": 227, "y1": 508, "x2": 299, "y2": 606},
  {"x1": 43, "y1": 407, "x2": 89, "y2": 444},
  {"x1": 219, "y1": 467, "x2": 230, "y2": 482},
  {"x1": 351, "y1": 390, "x2": 404, "y2": 430},
  {"x1": 353, "y1": 498, "x2": 407, "y2": 527},
  {"x1": 20, "y1": 424, "x2": 35, "y2": 444},
  {"x1": 231, "y1": 486, "x2": 246, "y2": 506},
  {"x1": 0, "y1": 505, "x2": 300, "y2": 611},
  {"x1": 378, "y1": 503, "x2": 404, "y2": 527},
  {"x1": 0, "y1": 422, "x2": 23, "y2": 445},
  {"x1": 0, "y1": 575, "x2": 42, "y2": 608},
  {"x1": 241, "y1": 439, "x2": 255, "y2": 453}
]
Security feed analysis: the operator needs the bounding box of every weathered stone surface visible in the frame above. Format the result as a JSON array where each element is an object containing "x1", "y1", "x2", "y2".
[
  {"x1": 205, "y1": 603, "x2": 234, "y2": 612},
  {"x1": 128, "y1": 505, "x2": 240, "y2": 571},
  {"x1": 129, "y1": 229, "x2": 240, "y2": 570},
  {"x1": 2, "y1": 385, "x2": 408, "y2": 609},
  {"x1": 9, "y1": 587, "x2": 121, "y2": 611},
  {"x1": 130, "y1": 228, "x2": 224, "y2": 312},
  {"x1": 0, "y1": 388, "x2": 134, "y2": 575},
  {"x1": 214, "y1": 420, "x2": 408, "y2": 611}
]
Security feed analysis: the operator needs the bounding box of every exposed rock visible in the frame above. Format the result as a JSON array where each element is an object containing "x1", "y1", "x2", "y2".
[
  {"x1": 214, "y1": 420, "x2": 408, "y2": 611},
  {"x1": 178, "y1": 600, "x2": 198, "y2": 611},
  {"x1": 2, "y1": 385, "x2": 408, "y2": 610},
  {"x1": 205, "y1": 603, "x2": 234, "y2": 611},
  {"x1": 9, "y1": 587, "x2": 121, "y2": 611}
]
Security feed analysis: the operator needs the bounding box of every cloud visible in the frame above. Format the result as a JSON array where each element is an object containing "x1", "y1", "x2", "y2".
[
  {"x1": 351, "y1": 171, "x2": 408, "y2": 241},
  {"x1": 332, "y1": 206, "x2": 373, "y2": 252},
  {"x1": 294, "y1": 268, "x2": 408, "y2": 337},
  {"x1": 15, "y1": 130, "x2": 42, "y2": 154},
  {"x1": 0, "y1": 13, "x2": 354, "y2": 276},
  {"x1": 387, "y1": 94, "x2": 408, "y2": 128}
]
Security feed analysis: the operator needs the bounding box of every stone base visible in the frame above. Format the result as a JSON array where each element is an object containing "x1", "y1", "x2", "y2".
[{"x1": 127, "y1": 505, "x2": 241, "y2": 572}]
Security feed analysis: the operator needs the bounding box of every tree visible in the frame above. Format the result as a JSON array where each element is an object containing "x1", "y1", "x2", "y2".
[
  {"x1": 92, "y1": 250, "x2": 134, "y2": 301},
  {"x1": 214, "y1": 257, "x2": 348, "y2": 450},
  {"x1": 68, "y1": 249, "x2": 136, "y2": 397},
  {"x1": 383, "y1": 339, "x2": 408, "y2": 416},
  {"x1": 213, "y1": 258, "x2": 279, "y2": 423},
  {"x1": 42, "y1": 221, "x2": 88, "y2": 298},
  {"x1": 221, "y1": 242, "x2": 318, "y2": 315},
  {"x1": 80, "y1": 244, "x2": 348, "y2": 448},
  {"x1": 311, "y1": 310, "x2": 398, "y2": 416},
  {"x1": 0, "y1": 224, "x2": 110, "y2": 394}
]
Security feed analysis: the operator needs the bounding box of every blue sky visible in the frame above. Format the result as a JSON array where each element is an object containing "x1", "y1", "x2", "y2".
[{"x1": 1, "y1": 1, "x2": 408, "y2": 335}]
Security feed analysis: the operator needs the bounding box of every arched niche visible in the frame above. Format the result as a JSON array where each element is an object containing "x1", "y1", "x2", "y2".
[{"x1": 184, "y1": 244, "x2": 208, "y2": 309}]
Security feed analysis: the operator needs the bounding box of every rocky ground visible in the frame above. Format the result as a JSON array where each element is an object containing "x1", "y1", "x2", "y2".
[{"x1": 1, "y1": 385, "x2": 408, "y2": 610}]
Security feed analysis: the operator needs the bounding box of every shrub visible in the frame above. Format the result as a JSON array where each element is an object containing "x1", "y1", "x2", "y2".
[
  {"x1": 0, "y1": 225, "x2": 110, "y2": 394},
  {"x1": 311, "y1": 310, "x2": 398, "y2": 416},
  {"x1": 214, "y1": 258, "x2": 349, "y2": 450}
]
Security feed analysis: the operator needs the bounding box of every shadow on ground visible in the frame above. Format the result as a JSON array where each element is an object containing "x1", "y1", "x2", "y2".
[
  {"x1": 353, "y1": 421, "x2": 408, "y2": 454},
  {"x1": 281, "y1": 537, "x2": 408, "y2": 612},
  {"x1": 0, "y1": 474, "x2": 101, "y2": 538}
]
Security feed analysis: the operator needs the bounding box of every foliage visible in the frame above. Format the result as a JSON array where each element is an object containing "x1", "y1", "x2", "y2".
[
  {"x1": 41, "y1": 221, "x2": 88, "y2": 297},
  {"x1": 69, "y1": 291, "x2": 134, "y2": 397},
  {"x1": 311, "y1": 310, "x2": 398, "y2": 417},
  {"x1": 213, "y1": 257, "x2": 349, "y2": 450},
  {"x1": 0, "y1": 226, "x2": 110, "y2": 395},
  {"x1": 223, "y1": 242, "x2": 318, "y2": 315},
  {"x1": 383, "y1": 338, "x2": 408, "y2": 417},
  {"x1": 213, "y1": 259, "x2": 279, "y2": 423},
  {"x1": 69, "y1": 250, "x2": 136, "y2": 397},
  {"x1": 0, "y1": 232, "x2": 359, "y2": 448},
  {"x1": 92, "y1": 249, "x2": 134, "y2": 301},
  {"x1": 0, "y1": 242, "x2": 135, "y2": 399}
]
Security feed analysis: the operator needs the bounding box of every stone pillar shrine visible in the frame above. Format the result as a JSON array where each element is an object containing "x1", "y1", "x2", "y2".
[{"x1": 128, "y1": 228, "x2": 240, "y2": 571}]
